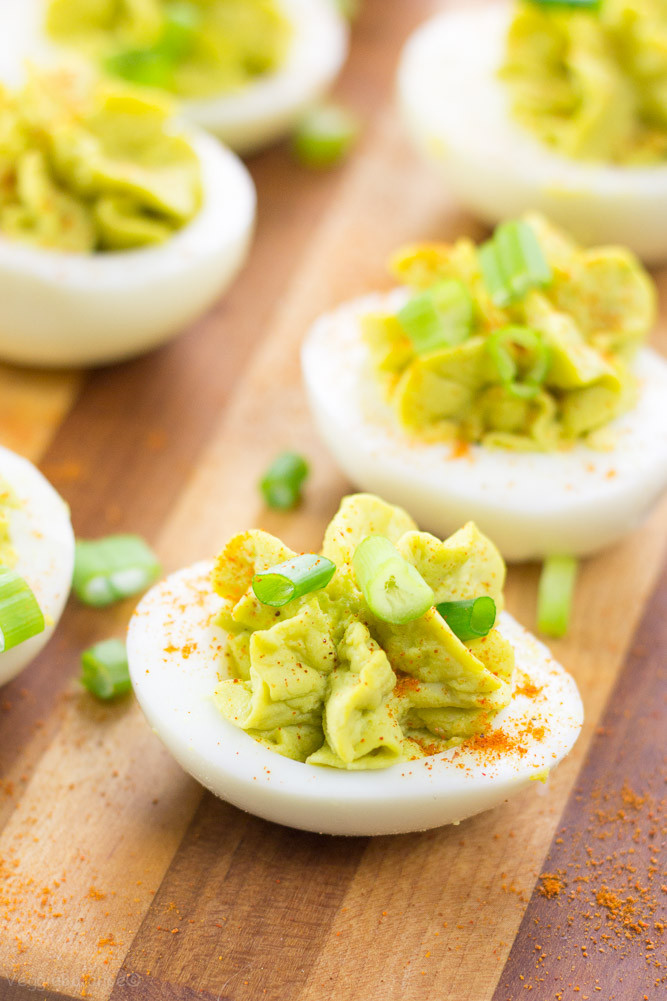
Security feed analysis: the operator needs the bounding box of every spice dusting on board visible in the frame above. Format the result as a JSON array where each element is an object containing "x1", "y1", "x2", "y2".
[{"x1": 500, "y1": 775, "x2": 666, "y2": 999}]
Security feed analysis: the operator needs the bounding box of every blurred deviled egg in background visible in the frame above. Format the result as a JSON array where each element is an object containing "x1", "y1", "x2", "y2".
[
  {"x1": 302, "y1": 214, "x2": 667, "y2": 563},
  {"x1": 0, "y1": 0, "x2": 349, "y2": 154},
  {"x1": 0, "y1": 69, "x2": 255, "y2": 367},
  {"x1": 0, "y1": 445, "x2": 74, "y2": 687},
  {"x1": 398, "y1": 0, "x2": 667, "y2": 262}
]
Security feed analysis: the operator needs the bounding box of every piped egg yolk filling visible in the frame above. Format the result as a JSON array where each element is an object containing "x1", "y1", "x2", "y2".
[
  {"x1": 46, "y1": 0, "x2": 292, "y2": 99},
  {"x1": 0, "y1": 70, "x2": 202, "y2": 253},
  {"x1": 501, "y1": 0, "x2": 667, "y2": 165},
  {"x1": 363, "y1": 214, "x2": 655, "y2": 452},
  {"x1": 211, "y1": 493, "x2": 514, "y2": 770}
]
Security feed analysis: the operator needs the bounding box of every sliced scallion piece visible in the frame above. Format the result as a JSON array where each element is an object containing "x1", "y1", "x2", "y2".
[
  {"x1": 104, "y1": 2, "x2": 200, "y2": 87},
  {"x1": 479, "y1": 240, "x2": 512, "y2": 308},
  {"x1": 480, "y1": 220, "x2": 552, "y2": 306},
  {"x1": 537, "y1": 555, "x2": 578, "y2": 638},
  {"x1": 353, "y1": 535, "x2": 434, "y2": 624},
  {"x1": 0, "y1": 567, "x2": 45, "y2": 653},
  {"x1": 437, "y1": 596, "x2": 496, "y2": 642},
  {"x1": 74, "y1": 535, "x2": 161, "y2": 608},
  {"x1": 81, "y1": 639, "x2": 131, "y2": 701},
  {"x1": 292, "y1": 103, "x2": 359, "y2": 169},
  {"x1": 487, "y1": 325, "x2": 550, "y2": 399},
  {"x1": 252, "y1": 554, "x2": 336, "y2": 607},
  {"x1": 397, "y1": 279, "x2": 473, "y2": 353},
  {"x1": 259, "y1": 452, "x2": 309, "y2": 511}
]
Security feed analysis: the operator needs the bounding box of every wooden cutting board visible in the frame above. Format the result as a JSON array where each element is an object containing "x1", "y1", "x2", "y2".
[{"x1": 0, "y1": 2, "x2": 665, "y2": 999}]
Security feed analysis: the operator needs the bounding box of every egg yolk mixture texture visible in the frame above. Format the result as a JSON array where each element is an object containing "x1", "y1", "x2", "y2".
[
  {"x1": 46, "y1": 0, "x2": 291, "y2": 98},
  {"x1": 0, "y1": 479, "x2": 18, "y2": 568},
  {"x1": 502, "y1": 0, "x2": 667, "y2": 164},
  {"x1": 363, "y1": 215, "x2": 654, "y2": 451},
  {"x1": 0, "y1": 72, "x2": 201, "y2": 252},
  {"x1": 211, "y1": 494, "x2": 514, "y2": 770}
]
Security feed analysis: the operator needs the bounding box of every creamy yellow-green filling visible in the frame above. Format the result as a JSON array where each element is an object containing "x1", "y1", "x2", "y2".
[
  {"x1": 0, "y1": 71, "x2": 201, "y2": 253},
  {"x1": 46, "y1": 0, "x2": 292, "y2": 99},
  {"x1": 211, "y1": 493, "x2": 513, "y2": 770},
  {"x1": 0, "y1": 479, "x2": 18, "y2": 568},
  {"x1": 502, "y1": 0, "x2": 667, "y2": 165},
  {"x1": 363, "y1": 215, "x2": 654, "y2": 451}
]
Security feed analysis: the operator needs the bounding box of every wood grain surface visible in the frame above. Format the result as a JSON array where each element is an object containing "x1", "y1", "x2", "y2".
[{"x1": 0, "y1": 2, "x2": 665, "y2": 999}]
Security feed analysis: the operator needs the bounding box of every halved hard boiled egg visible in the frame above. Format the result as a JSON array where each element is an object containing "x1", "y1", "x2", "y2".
[
  {"x1": 0, "y1": 0, "x2": 349, "y2": 154},
  {"x1": 127, "y1": 559, "x2": 582, "y2": 836},
  {"x1": 302, "y1": 290, "x2": 667, "y2": 561},
  {"x1": 0, "y1": 444, "x2": 75, "y2": 687},
  {"x1": 0, "y1": 126, "x2": 255, "y2": 368},
  {"x1": 397, "y1": 4, "x2": 667, "y2": 263}
]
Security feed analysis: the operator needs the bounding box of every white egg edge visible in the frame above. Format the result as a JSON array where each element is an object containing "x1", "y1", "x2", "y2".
[
  {"x1": 0, "y1": 445, "x2": 75, "y2": 687},
  {"x1": 0, "y1": 127, "x2": 256, "y2": 367},
  {"x1": 301, "y1": 290, "x2": 667, "y2": 562},
  {"x1": 397, "y1": 3, "x2": 667, "y2": 263},
  {"x1": 127, "y1": 560, "x2": 583, "y2": 837},
  {"x1": 1, "y1": 0, "x2": 349, "y2": 154}
]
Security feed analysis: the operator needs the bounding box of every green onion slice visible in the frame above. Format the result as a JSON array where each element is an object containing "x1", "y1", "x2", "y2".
[
  {"x1": 252, "y1": 554, "x2": 336, "y2": 607},
  {"x1": 537, "y1": 555, "x2": 578, "y2": 639},
  {"x1": 397, "y1": 279, "x2": 473, "y2": 353},
  {"x1": 81, "y1": 639, "x2": 131, "y2": 701},
  {"x1": 292, "y1": 103, "x2": 359, "y2": 169},
  {"x1": 437, "y1": 596, "x2": 497, "y2": 642},
  {"x1": 74, "y1": 535, "x2": 161, "y2": 608},
  {"x1": 352, "y1": 535, "x2": 435, "y2": 625},
  {"x1": 0, "y1": 567, "x2": 45, "y2": 653},
  {"x1": 480, "y1": 220, "x2": 553, "y2": 307},
  {"x1": 104, "y1": 2, "x2": 200, "y2": 87},
  {"x1": 259, "y1": 452, "x2": 309, "y2": 511},
  {"x1": 487, "y1": 325, "x2": 550, "y2": 399}
]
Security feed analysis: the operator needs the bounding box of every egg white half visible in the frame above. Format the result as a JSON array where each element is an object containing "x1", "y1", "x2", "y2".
[
  {"x1": 301, "y1": 290, "x2": 667, "y2": 562},
  {"x1": 397, "y1": 4, "x2": 667, "y2": 263},
  {"x1": 0, "y1": 128, "x2": 256, "y2": 367},
  {"x1": 0, "y1": 445, "x2": 74, "y2": 687},
  {"x1": 0, "y1": 0, "x2": 349, "y2": 154},
  {"x1": 127, "y1": 560, "x2": 583, "y2": 837}
]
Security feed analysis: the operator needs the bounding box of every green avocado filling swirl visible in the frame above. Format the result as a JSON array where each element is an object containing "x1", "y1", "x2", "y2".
[
  {"x1": 46, "y1": 0, "x2": 292, "y2": 99},
  {"x1": 0, "y1": 71, "x2": 201, "y2": 253},
  {"x1": 502, "y1": 0, "x2": 667, "y2": 165},
  {"x1": 212, "y1": 494, "x2": 514, "y2": 770},
  {"x1": 363, "y1": 214, "x2": 655, "y2": 451}
]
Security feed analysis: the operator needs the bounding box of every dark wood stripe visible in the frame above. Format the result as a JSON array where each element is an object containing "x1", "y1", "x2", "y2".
[
  {"x1": 111, "y1": 797, "x2": 367, "y2": 1001},
  {"x1": 493, "y1": 561, "x2": 667, "y2": 1001},
  {"x1": 0, "y1": 979, "x2": 79, "y2": 1001}
]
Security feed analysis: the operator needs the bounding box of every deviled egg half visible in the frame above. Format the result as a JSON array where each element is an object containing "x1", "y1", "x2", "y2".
[
  {"x1": 128, "y1": 493, "x2": 583, "y2": 836},
  {"x1": 0, "y1": 69, "x2": 255, "y2": 367},
  {"x1": 302, "y1": 215, "x2": 667, "y2": 561},
  {"x1": 2, "y1": 0, "x2": 349, "y2": 154},
  {"x1": 398, "y1": 0, "x2": 667, "y2": 262},
  {"x1": 0, "y1": 445, "x2": 75, "y2": 687}
]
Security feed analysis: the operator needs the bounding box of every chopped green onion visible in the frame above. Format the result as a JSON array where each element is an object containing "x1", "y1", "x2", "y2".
[
  {"x1": 537, "y1": 556, "x2": 578, "y2": 638},
  {"x1": 292, "y1": 103, "x2": 359, "y2": 169},
  {"x1": 74, "y1": 535, "x2": 161, "y2": 608},
  {"x1": 397, "y1": 279, "x2": 473, "y2": 353},
  {"x1": 161, "y1": 2, "x2": 201, "y2": 59},
  {"x1": 0, "y1": 567, "x2": 45, "y2": 653},
  {"x1": 487, "y1": 325, "x2": 550, "y2": 399},
  {"x1": 352, "y1": 535, "x2": 434, "y2": 625},
  {"x1": 81, "y1": 639, "x2": 131, "y2": 700},
  {"x1": 252, "y1": 554, "x2": 336, "y2": 607},
  {"x1": 437, "y1": 596, "x2": 497, "y2": 642},
  {"x1": 480, "y1": 220, "x2": 552, "y2": 306},
  {"x1": 104, "y1": 2, "x2": 200, "y2": 87},
  {"x1": 259, "y1": 452, "x2": 309, "y2": 511}
]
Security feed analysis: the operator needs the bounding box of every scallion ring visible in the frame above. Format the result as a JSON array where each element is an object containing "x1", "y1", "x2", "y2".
[
  {"x1": 73, "y1": 535, "x2": 161, "y2": 608},
  {"x1": 436, "y1": 596, "x2": 496, "y2": 642},
  {"x1": 537, "y1": 555, "x2": 578, "y2": 639},
  {"x1": 0, "y1": 567, "x2": 45, "y2": 653},
  {"x1": 259, "y1": 452, "x2": 309, "y2": 511},
  {"x1": 252, "y1": 554, "x2": 336, "y2": 608},
  {"x1": 397, "y1": 279, "x2": 473, "y2": 353},
  {"x1": 352, "y1": 535, "x2": 434, "y2": 624},
  {"x1": 487, "y1": 325, "x2": 550, "y2": 400},
  {"x1": 81, "y1": 639, "x2": 132, "y2": 701}
]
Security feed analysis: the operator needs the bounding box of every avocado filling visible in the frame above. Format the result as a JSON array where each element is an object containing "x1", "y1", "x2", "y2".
[
  {"x1": 211, "y1": 493, "x2": 514, "y2": 770},
  {"x1": 46, "y1": 0, "x2": 292, "y2": 99},
  {"x1": 502, "y1": 0, "x2": 667, "y2": 165},
  {"x1": 363, "y1": 214, "x2": 655, "y2": 451},
  {"x1": 0, "y1": 479, "x2": 18, "y2": 569},
  {"x1": 0, "y1": 71, "x2": 202, "y2": 253}
]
